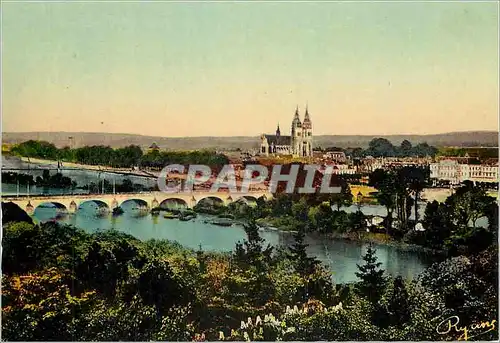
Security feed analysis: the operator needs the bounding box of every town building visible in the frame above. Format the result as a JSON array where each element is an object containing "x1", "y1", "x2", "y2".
[
  {"x1": 360, "y1": 156, "x2": 430, "y2": 173},
  {"x1": 430, "y1": 159, "x2": 499, "y2": 185},
  {"x1": 323, "y1": 151, "x2": 347, "y2": 163},
  {"x1": 260, "y1": 106, "x2": 313, "y2": 157},
  {"x1": 324, "y1": 163, "x2": 357, "y2": 175}
]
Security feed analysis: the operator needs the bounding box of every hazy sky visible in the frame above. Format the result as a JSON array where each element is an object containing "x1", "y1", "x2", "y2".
[{"x1": 2, "y1": 1, "x2": 499, "y2": 137}]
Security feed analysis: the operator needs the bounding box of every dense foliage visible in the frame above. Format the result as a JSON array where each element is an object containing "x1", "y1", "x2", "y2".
[
  {"x1": 10, "y1": 140, "x2": 229, "y2": 168},
  {"x1": 319, "y1": 138, "x2": 438, "y2": 158},
  {"x1": 2, "y1": 171, "x2": 156, "y2": 193},
  {"x1": 1, "y1": 197, "x2": 497, "y2": 341},
  {"x1": 437, "y1": 147, "x2": 498, "y2": 159},
  {"x1": 407, "y1": 181, "x2": 498, "y2": 255},
  {"x1": 368, "y1": 166, "x2": 430, "y2": 236},
  {"x1": 2, "y1": 170, "x2": 76, "y2": 189}
]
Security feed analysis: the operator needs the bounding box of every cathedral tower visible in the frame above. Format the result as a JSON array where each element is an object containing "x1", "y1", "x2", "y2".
[
  {"x1": 302, "y1": 105, "x2": 313, "y2": 156},
  {"x1": 291, "y1": 106, "x2": 303, "y2": 156}
]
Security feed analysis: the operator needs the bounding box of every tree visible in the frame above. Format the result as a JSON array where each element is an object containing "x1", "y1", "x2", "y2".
[
  {"x1": 355, "y1": 244, "x2": 386, "y2": 303},
  {"x1": 1, "y1": 268, "x2": 97, "y2": 341},
  {"x1": 288, "y1": 228, "x2": 319, "y2": 301},
  {"x1": 403, "y1": 167, "x2": 428, "y2": 226},
  {"x1": 419, "y1": 247, "x2": 498, "y2": 336},
  {"x1": 308, "y1": 202, "x2": 334, "y2": 232},
  {"x1": 413, "y1": 142, "x2": 438, "y2": 157},
  {"x1": 75, "y1": 241, "x2": 121, "y2": 297},
  {"x1": 2, "y1": 222, "x2": 43, "y2": 274},
  {"x1": 288, "y1": 228, "x2": 320, "y2": 279},
  {"x1": 137, "y1": 259, "x2": 192, "y2": 314},
  {"x1": 378, "y1": 276, "x2": 411, "y2": 328},
  {"x1": 329, "y1": 180, "x2": 353, "y2": 211},
  {"x1": 369, "y1": 169, "x2": 396, "y2": 233},
  {"x1": 399, "y1": 140, "x2": 413, "y2": 157},
  {"x1": 445, "y1": 182, "x2": 496, "y2": 231},
  {"x1": 233, "y1": 218, "x2": 273, "y2": 270},
  {"x1": 349, "y1": 210, "x2": 367, "y2": 232},
  {"x1": 421, "y1": 200, "x2": 453, "y2": 249},
  {"x1": 370, "y1": 166, "x2": 429, "y2": 235},
  {"x1": 366, "y1": 138, "x2": 396, "y2": 157},
  {"x1": 1, "y1": 201, "x2": 34, "y2": 226},
  {"x1": 484, "y1": 201, "x2": 498, "y2": 234},
  {"x1": 291, "y1": 196, "x2": 311, "y2": 231},
  {"x1": 2, "y1": 222, "x2": 90, "y2": 276},
  {"x1": 271, "y1": 193, "x2": 294, "y2": 217},
  {"x1": 232, "y1": 218, "x2": 275, "y2": 306},
  {"x1": 287, "y1": 228, "x2": 335, "y2": 303},
  {"x1": 11, "y1": 140, "x2": 58, "y2": 160}
]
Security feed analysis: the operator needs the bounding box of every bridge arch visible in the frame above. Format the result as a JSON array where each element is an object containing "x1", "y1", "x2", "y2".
[
  {"x1": 78, "y1": 200, "x2": 110, "y2": 215},
  {"x1": 196, "y1": 196, "x2": 225, "y2": 208},
  {"x1": 32, "y1": 202, "x2": 69, "y2": 220},
  {"x1": 234, "y1": 195, "x2": 258, "y2": 205},
  {"x1": 34, "y1": 201, "x2": 68, "y2": 212},
  {"x1": 159, "y1": 198, "x2": 189, "y2": 210},
  {"x1": 120, "y1": 199, "x2": 149, "y2": 209}
]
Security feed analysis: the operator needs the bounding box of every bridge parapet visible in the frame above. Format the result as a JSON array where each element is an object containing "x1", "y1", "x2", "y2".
[{"x1": 2, "y1": 191, "x2": 272, "y2": 214}]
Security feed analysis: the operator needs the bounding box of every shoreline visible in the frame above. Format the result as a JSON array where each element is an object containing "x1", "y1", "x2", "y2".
[
  {"x1": 323, "y1": 231, "x2": 446, "y2": 257},
  {"x1": 255, "y1": 217, "x2": 446, "y2": 257}
]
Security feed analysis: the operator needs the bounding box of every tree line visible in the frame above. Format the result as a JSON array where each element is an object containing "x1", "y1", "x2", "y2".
[
  {"x1": 2, "y1": 170, "x2": 76, "y2": 189},
  {"x1": 316, "y1": 138, "x2": 438, "y2": 158},
  {"x1": 2, "y1": 170, "x2": 158, "y2": 194},
  {"x1": 10, "y1": 140, "x2": 229, "y2": 168}
]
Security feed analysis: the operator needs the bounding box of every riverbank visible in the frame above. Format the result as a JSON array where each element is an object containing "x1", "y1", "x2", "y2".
[
  {"x1": 255, "y1": 216, "x2": 446, "y2": 257},
  {"x1": 323, "y1": 231, "x2": 447, "y2": 257}
]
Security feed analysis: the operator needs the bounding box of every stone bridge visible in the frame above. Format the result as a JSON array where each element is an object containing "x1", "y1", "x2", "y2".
[{"x1": 2, "y1": 191, "x2": 272, "y2": 215}]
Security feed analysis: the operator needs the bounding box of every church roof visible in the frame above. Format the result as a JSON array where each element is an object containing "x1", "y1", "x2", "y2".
[{"x1": 265, "y1": 134, "x2": 291, "y2": 146}]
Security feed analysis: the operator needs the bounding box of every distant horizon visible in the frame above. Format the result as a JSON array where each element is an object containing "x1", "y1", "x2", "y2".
[{"x1": 2, "y1": 129, "x2": 498, "y2": 139}]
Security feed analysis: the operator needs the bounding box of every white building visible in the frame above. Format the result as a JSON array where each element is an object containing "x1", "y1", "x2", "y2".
[
  {"x1": 323, "y1": 151, "x2": 347, "y2": 163},
  {"x1": 430, "y1": 159, "x2": 499, "y2": 185},
  {"x1": 323, "y1": 164, "x2": 357, "y2": 175}
]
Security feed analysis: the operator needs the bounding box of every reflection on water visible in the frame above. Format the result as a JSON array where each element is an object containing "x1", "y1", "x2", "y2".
[
  {"x1": 1, "y1": 183, "x2": 89, "y2": 196},
  {"x1": 32, "y1": 201, "x2": 430, "y2": 284}
]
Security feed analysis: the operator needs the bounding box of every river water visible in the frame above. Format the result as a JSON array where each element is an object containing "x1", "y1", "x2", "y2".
[{"x1": 2, "y1": 155, "x2": 432, "y2": 283}]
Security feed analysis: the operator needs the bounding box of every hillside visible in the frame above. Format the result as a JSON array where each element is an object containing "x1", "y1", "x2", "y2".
[{"x1": 2, "y1": 131, "x2": 498, "y2": 151}]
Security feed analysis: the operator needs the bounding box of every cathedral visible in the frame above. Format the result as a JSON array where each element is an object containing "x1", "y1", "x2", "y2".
[{"x1": 260, "y1": 106, "x2": 313, "y2": 157}]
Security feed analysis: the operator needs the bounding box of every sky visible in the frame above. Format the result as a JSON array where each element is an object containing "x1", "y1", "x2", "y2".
[{"x1": 2, "y1": 1, "x2": 499, "y2": 137}]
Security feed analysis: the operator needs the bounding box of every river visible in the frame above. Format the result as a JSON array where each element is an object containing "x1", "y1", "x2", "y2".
[
  {"x1": 29, "y1": 201, "x2": 431, "y2": 284},
  {"x1": 2, "y1": 155, "x2": 432, "y2": 283}
]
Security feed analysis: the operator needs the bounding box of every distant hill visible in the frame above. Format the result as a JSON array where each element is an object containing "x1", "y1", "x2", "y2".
[{"x1": 2, "y1": 131, "x2": 498, "y2": 151}]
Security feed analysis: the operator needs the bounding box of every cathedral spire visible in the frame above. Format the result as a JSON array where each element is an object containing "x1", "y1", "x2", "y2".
[
  {"x1": 276, "y1": 123, "x2": 281, "y2": 137},
  {"x1": 292, "y1": 105, "x2": 302, "y2": 128},
  {"x1": 303, "y1": 104, "x2": 312, "y2": 129}
]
